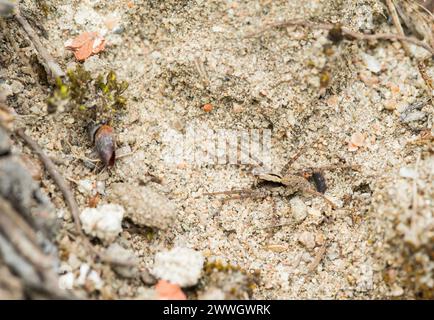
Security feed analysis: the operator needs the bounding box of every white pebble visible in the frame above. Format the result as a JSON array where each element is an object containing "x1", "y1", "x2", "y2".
[
  {"x1": 362, "y1": 53, "x2": 381, "y2": 73},
  {"x1": 298, "y1": 231, "x2": 316, "y2": 249},
  {"x1": 399, "y1": 167, "x2": 419, "y2": 179},
  {"x1": 77, "y1": 179, "x2": 93, "y2": 194},
  {"x1": 80, "y1": 204, "x2": 124, "y2": 243},
  {"x1": 290, "y1": 197, "x2": 308, "y2": 223},
  {"x1": 58, "y1": 272, "x2": 74, "y2": 290},
  {"x1": 87, "y1": 270, "x2": 103, "y2": 290},
  {"x1": 151, "y1": 247, "x2": 204, "y2": 287},
  {"x1": 76, "y1": 263, "x2": 90, "y2": 286}
]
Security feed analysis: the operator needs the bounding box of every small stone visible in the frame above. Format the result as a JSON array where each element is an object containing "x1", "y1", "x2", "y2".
[
  {"x1": 232, "y1": 103, "x2": 243, "y2": 113},
  {"x1": 390, "y1": 284, "x2": 404, "y2": 297},
  {"x1": 80, "y1": 204, "x2": 124, "y2": 243},
  {"x1": 202, "y1": 103, "x2": 213, "y2": 112},
  {"x1": 0, "y1": 83, "x2": 12, "y2": 97},
  {"x1": 58, "y1": 272, "x2": 74, "y2": 290},
  {"x1": 74, "y1": 5, "x2": 102, "y2": 26},
  {"x1": 348, "y1": 132, "x2": 366, "y2": 152},
  {"x1": 298, "y1": 231, "x2": 316, "y2": 249},
  {"x1": 108, "y1": 183, "x2": 176, "y2": 229},
  {"x1": 106, "y1": 243, "x2": 139, "y2": 278},
  {"x1": 350, "y1": 132, "x2": 365, "y2": 147},
  {"x1": 359, "y1": 72, "x2": 379, "y2": 86},
  {"x1": 290, "y1": 197, "x2": 308, "y2": 223},
  {"x1": 384, "y1": 99, "x2": 397, "y2": 111},
  {"x1": 400, "y1": 110, "x2": 426, "y2": 123},
  {"x1": 212, "y1": 25, "x2": 224, "y2": 33},
  {"x1": 96, "y1": 180, "x2": 105, "y2": 195},
  {"x1": 77, "y1": 179, "x2": 94, "y2": 194},
  {"x1": 362, "y1": 53, "x2": 381, "y2": 73},
  {"x1": 151, "y1": 247, "x2": 204, "y2": 287},
  {"x1": 399, "y1": 167, "x2": 419, "y2": 179},
  {"x1": 76, "y1": 264, "x2": 90, "y2": 286},
  {"x1": 134, "y1": 287, "x2": 156, "y2": 300},
  {"x1": 83, "y1": 56, "x2": 106, "y2": 74},
  {"x1": 87, "y1": 270, "x2": 103, "y2": 290},
  {"x1": 67, "y1": 254, "x2": 81, "y2": 270},
  {"x1": 0, "y1": 127, "x2": 11, "y2": 155},
  {"x1": 141, "y1": 269, "x2": 157, "y2": 285},
  {"x1": 10, "y1": 80, "x2": 23, "y2": 94},
  {"x1": 315, "y1": 233, "x2": 325, "y2": 246}
]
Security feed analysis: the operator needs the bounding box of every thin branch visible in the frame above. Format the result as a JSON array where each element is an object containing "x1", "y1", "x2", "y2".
[
  {"x1": 386, "y1": 0, "x2": 411, "y2": 55},
  {"x1": 246, "y1": 19, "x2": 434, "y2": 56},
  {"x1": 14, "y1": 9, "x2": 65, "y2": 80},
  {"x1": 15, "y1": 129, "x2": 136, "y2": 267},
  {"x1": 15, "y1": 128, "x2": 82, "y2": 236}
]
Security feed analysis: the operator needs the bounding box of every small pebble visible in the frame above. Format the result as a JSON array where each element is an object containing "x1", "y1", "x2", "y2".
[
  {"x1": 58, "y1": 272, "x2": 74, "y2": 290},
  {"x1": 80, "y1": 204, "x2": 124, "y2": 243},
  {"x1": 362, "y1": 53, "x2": 381, "y2": 73},
  {"x1": 77, "y1": 179, "x2": 94, "y2": 194},
  {"x1": 399, "y1": 167, "x2": 419, "y2": 179},
  {"x1": 390, "y1": 284, "x2": 404, "y2": 297},
  {"x1": 400, "y1": 110, "x2": 426, "y2": 123},
  {"x1": 199, "y1": 287, "x2": 226, "y2": 300},
  {"x1": 106, "y1": 243, "x2": 139, "y2": 278},
  {"x1": 151, "y1": 247, "x2": 204, "y2": 287},
  {"x1": 203, "y1": 103, "x2": 213, "y2": 112},
  {"x1": 232, "y1": 103, "x2": 243, "y2": 113},
  {"x1": 76, "y1": 264, "x2": 90, "y2": 286},
  {"x1": 298, "y1": 231, "x2": 316, "y2": 249},
  {"x1": 384, "y1": 99, "x2": 397, "y2": 111},
  {"x1": 290, "y1": 197, "x2": 308, "y2": 223}
]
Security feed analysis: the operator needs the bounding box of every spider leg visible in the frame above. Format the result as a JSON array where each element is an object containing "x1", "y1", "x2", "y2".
[
  {"x1": 300, "y1": 164, "x2": 361, "y2": 174},
  {"x1": 280, "y1": 147, "x2": 307, "y2": 176},
  {"x1": 222, "y1": 193, "x2": 269, "y2": 202},
  {"x1": 203, "y1": 189, "x2": 270, "y2": 203},
  {"x1": 280, "y1": 137, "x2": 321, "y2": 176},
  {"x1": 203, "y1": 189, "x2": 254, "y2": 196},
  {"x1": 304, "y1": 188, "x2": 337, "y2": 209}
]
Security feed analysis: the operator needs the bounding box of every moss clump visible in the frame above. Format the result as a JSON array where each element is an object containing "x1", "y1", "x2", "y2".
[{"x1": 47, "y1": 66, "x2": 128, "y2": 125}]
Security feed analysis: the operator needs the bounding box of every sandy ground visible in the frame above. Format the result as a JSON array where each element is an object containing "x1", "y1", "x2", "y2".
[{"x1": 1, "y1": 0, "x2": 433, "y2": 299}]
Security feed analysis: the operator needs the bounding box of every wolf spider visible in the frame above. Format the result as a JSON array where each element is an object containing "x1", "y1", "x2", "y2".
[{"x1": 204, "y1": 147, "x2": 360, "y2": 209}]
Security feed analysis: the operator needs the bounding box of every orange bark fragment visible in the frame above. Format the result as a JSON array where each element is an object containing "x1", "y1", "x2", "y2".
[{"x1": 155, "y1": 280, "x2": 187, "y2": 300}]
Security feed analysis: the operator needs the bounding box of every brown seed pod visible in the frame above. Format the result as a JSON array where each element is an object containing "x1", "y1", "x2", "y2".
[{"x1": 94, "y1": 124, "x2": 116, "y2": 167}]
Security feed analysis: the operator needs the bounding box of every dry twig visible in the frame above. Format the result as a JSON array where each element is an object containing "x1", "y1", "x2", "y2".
[
  {"x1": 246, "y1": 19, "x2": 434, "y2": 56},
  {"x1": 386, "y1": 0, "x2": 411, "y2": 55},
  {"x1": 13, "y1": 8, "x2": 65, "y2": 80},
  {"x1": 15, "y1": 128, "x2": 82, "y2": 235},
  {"x1": 15, "y1": 129, "x2": 138, "y2": 267}
]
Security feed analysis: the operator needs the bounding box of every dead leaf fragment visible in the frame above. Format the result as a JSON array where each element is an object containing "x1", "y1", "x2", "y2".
[
  {"x1": 155, "y1": 280, "x2": 187, "y2": 300},
  {"x1": 65, "y1": 32, "x2": 106, "y2": 61}
]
